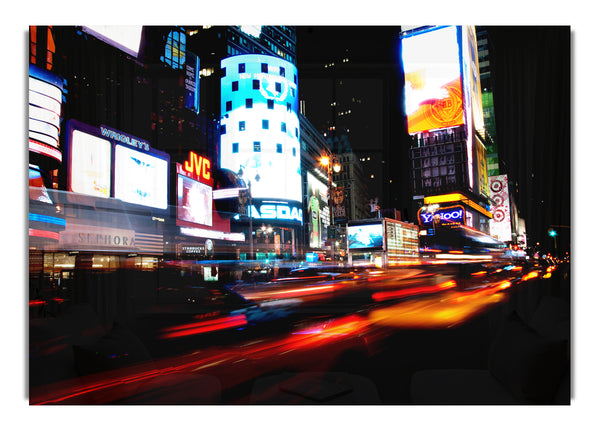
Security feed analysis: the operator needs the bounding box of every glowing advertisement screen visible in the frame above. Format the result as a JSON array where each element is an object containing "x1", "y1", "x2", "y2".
[
  {"x1": 82, "y1": 26, "x2": 143, "y2": 58},
  {"x1": 69, "y1": 129, "x2": 112, "y2": 197},
  {"x1": 220, "y1": 54, "x2": 301, "y2": 207},
  {"x1": 114, "y1": 145, "x2": 169, "y2": 209},
  {"x1": 307, "y1": 172, "x2": 330, "y2": 248},
  {"x1": 29, "y1": 64, "x2": 63, "y2": 162},
  {"x1": 402, "y1": 26, "x2": 464, "y2": 134},
  {"x1": 177, "y1": 174, "x2": 213, "y2": 226},
  {"x1": 463, "y1": 26, "x2": 484, "y2": 132},
  {"x1": 348, "y1": 223, "x2": 384, "y2": 250}
]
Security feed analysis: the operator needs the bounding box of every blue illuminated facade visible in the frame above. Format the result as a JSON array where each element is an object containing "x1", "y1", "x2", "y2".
[{"x1": 220, "y1": 54, "x2": 302, "y2": 224}]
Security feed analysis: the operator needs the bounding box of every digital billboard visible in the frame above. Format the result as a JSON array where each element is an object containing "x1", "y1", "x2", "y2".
[
  {"x1": 81, "y1": 26, "x2": 143, "y2": 58},
  {"x1": 66, "y1": 121, "x2": 170, "y2": 210},
  {"x1": 306, "y1": 172, "x2": 330, "y2": 248},
  {"x1": 114, "y1": 144, "x2": 169, "y2": 210},
  {"x1": 401, "y1": 26, "x2": 464, "y2": 134},
  {"x1": 463, "y1": 26, "x2": 485, "y2": 133},
  {"x1": 220, "y1": 54, "x2": 301, "y2": 219},
  {"x1": 176, "y1": 161, "x2": 213, "y2": 227},
  {"x1": 348, "y1": 223, "x2": 384, "y2": 250},
  {"x1": 69, "y1": 129, "x2": 112, "y2": 197}
]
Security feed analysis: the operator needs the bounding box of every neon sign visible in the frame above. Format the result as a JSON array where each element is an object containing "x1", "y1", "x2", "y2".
[
  {"x1": 248, "y1": 203, "x2": 303, "y2": 223},
  {"x1": 183, "y1": 151, "x2": 211, "y2": 182},
  {"x1": 100, "y1": 125, "x2": 150, "y2": 151},
  {"x1": 419, "y1": 206, "x2": 465, "y2": 225}
]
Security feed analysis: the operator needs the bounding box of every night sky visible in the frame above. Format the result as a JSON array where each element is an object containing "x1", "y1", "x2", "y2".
[{"x1": 296, "y1": 25, "x2": 571, "y2": 255}]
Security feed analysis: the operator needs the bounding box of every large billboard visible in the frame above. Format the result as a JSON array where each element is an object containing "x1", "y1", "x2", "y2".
[
  {"x1": 348, "y1": 223, "x2": 384, "y2": 250},
  {"x1": 176, "y1": 160, "x2": 213, "y2": 227},
  {"x1": 66, "y1": 120, "x2": 169, "y2": 210},
  {"x1": 489, "y1": 175, "x2": 512, "y2": 241},
  {"x1": 114, "y1": 144, "x2": 169, "y2": 209},
  {"x1": 81, "y1": 26, "x2": 143, "y2": 58},
  {"x1": 220, "y1": 54, "x2": 302, "y2": 224},
  {"x1": 401, "y1": 26, "x2": 464, "y2": 134},
  {"x1": 306, "y1": 172, "x2": 330, "y2": 248},
  {"x1": 69, "y1": 129, "x2": 112, "y2": 197}
]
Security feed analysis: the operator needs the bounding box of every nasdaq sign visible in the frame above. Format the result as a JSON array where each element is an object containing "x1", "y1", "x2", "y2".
[{"x1": 248, "y1": 203, "x2": 303, "y2": 224}]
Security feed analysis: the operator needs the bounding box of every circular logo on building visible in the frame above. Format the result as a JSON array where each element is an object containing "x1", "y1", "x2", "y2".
[
  {"x1": 259, "y1": 73, "x2": 289, "y2": 102},
  {"x1": 427, "y1": 79, "x2": 464, "y2": 127},
  {"x1": 493, "y1": 209, "x2": 506, "y2": 222},
  {"x1": 492, "y1": 195, "x2": 505, "y2": 206},
  {"x1": 205, "y1": 239, "x2": 214, "y2": 252},
  {"x1": 490, "y1": 180, "x2": 503, "y2": 193}
]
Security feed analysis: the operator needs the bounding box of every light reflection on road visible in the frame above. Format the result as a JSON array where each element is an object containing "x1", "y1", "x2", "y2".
[{"x1": 367, "y1": 284, "x2": 510, "y2": 330}]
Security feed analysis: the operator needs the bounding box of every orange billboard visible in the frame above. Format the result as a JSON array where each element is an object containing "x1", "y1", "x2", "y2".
[{"x1": 402, "y1": 26, "x2": 464, "y2": 134}]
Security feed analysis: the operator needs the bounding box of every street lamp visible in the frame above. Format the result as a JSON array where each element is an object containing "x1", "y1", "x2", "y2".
[{"x1": 320, "y1": 154, "x2": 341, "y2": 261}]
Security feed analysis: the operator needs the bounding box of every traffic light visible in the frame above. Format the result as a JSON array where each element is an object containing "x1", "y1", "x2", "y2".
[{"x1": 548, "y1": 229, "x2": 557, "y2": 237}]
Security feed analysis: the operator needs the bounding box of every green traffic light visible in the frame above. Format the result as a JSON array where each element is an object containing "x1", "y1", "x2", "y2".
[{"x1": 548, "y1": 229, "x2": 557, "y2": 237}]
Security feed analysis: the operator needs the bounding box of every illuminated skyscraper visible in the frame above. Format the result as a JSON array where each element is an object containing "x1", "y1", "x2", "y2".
[{"x1": 401, "y1": 25, "x2": 492, "y2": 234}]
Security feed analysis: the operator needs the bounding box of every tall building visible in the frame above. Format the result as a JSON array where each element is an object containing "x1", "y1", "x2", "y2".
[
  {"x1": 476, "y1": 27, "x2": 526, "y2": 246},
  {"x1": 300, "y1": 114, "x2": 333, "y2": 258},
  {"x1": 401, "y1": 25, "x2": 492, "y2": 236},
  {"x1": 329, "y1": 135, "x2": 370, "y2": 222},
  {"x1": 476, "y1": 27, "x2": 499, "y2": 177}
]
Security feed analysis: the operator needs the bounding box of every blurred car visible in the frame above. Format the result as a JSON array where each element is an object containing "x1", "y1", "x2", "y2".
[{"x1": 134, "y1": 283, "x2": 302, "y2": 360}]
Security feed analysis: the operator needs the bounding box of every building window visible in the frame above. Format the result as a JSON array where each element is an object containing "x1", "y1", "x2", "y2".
[
  {"x1": 246, "y1": 98, "x2": 253, "y2": 108},
  {"x1": 261, "y1": 63, "x2": 268, "y2": 73},
  {"x1": 253, "y1": 141, "x2": 261, "y2": 152},
  {"x1": 287, "y1": 102, "x2": 291, "y2": 112},
  {"x1": 221, "y1": 67, "x2": 226, "y2": 77},
  {"x1": 226, "y1": 101, "x2": 232, "y2": 111},
  {"x1": 292, "y1": 148, "x2": 296, "y2": 157},
  {"x1": 239, "y1": 121, "x2": 245, "y2": 131},
  {"x1": 253, "y1": 79, "x2": 259, "y2": 90},
  {"x1": 281, "y1": 122, "x2": 286, "y2": 132},
  {"x1": 220, "y1": 124, "x2": 226, "y2": 135},
  {"x1": 276, "y1": 143, "x2": 283, "y2": 153},
  {"x1": 279, "y1": 66, "x2": 285, "y2": 77},
  {"x1": 232, "y1": 142, "x2": 239, "y2": 153},
  {"x1": 294, "y1": 74, "x2": 297, "y2": 84},
  {"x1": 238, "y1": 63, "x2": 245, "y2": 73},
  {"x1": 262, "y1": 119, "x2": 269, "y2": 129},
  {"x1": 295, "y1": 127, "x2": 299, "y2": 138},
  {"x1": 232, "y1": 81, "x2": 239, "y2": 91},
  {"x1": 267, "y1": 100, "x2": 274, "y2": 110},
  {"x1": 275, "y1": 82, "x2": 282, "y2": 93}
]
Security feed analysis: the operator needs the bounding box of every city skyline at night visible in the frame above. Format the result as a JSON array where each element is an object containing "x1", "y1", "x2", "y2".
[{"x1": 7, "y1": 2, "x2": 595, "y2": 427}]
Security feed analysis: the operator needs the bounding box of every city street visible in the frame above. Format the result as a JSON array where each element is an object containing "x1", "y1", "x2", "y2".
[{"x1": 29, "y1": 259, "x2": 569, "y2": 405}]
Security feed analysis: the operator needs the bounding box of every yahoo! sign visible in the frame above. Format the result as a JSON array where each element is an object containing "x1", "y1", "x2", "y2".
[{"x1": 419, "y1": 206, "x2": 464, "y2": 225}]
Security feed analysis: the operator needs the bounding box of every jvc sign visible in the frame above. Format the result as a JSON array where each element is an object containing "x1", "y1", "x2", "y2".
[{"x1": 419, "y1": 206, "x2": 465, "y2": 225}]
